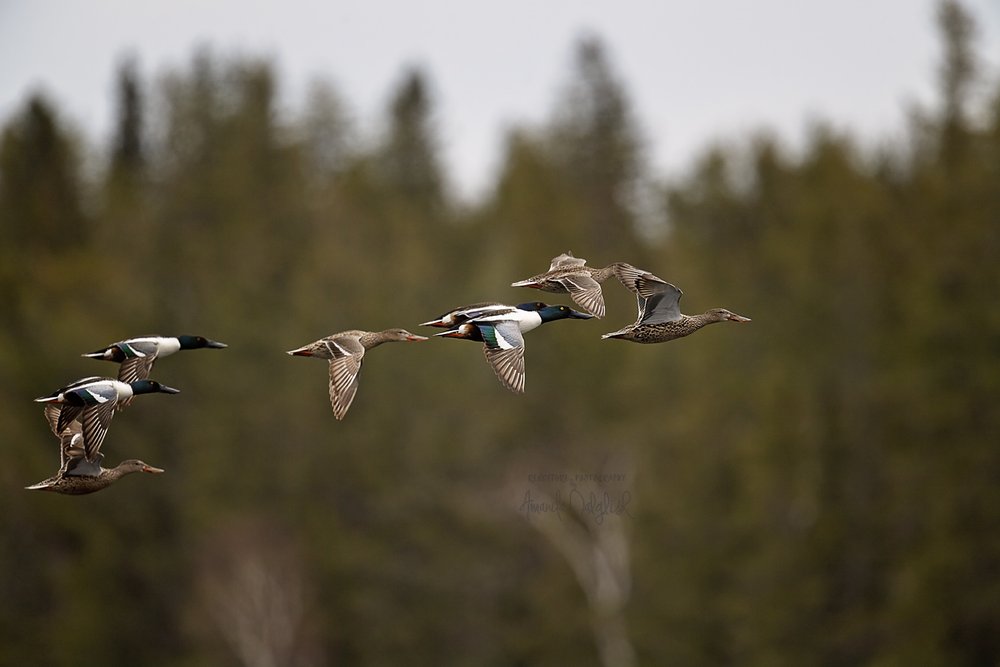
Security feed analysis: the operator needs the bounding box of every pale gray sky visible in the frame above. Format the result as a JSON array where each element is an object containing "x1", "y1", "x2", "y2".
[{"x1": 1, "y1": 1, "x2": 998, "y2": 199}]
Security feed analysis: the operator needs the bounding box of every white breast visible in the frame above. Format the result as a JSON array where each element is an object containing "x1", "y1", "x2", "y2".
[
  {"x1": 111, "y1": 380, "x2": 134, "y2": 399},
  {"x1": 477, "y1": 310, "x2": 543, "y2": 333},
  {"x1": 157, "y1": 337, "x2": 182, "y2": 358},
  {"x1": 513, "y1": 310, "x2": 544, "y2": 333}
]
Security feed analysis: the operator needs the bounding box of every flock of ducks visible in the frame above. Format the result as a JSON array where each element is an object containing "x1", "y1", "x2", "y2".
[
  {"x1": 28, "y1": 253, "x2": 749, "y2": 495},
  {"x1": 29, "y1": 336, "x2": 226, "y2": 494}
]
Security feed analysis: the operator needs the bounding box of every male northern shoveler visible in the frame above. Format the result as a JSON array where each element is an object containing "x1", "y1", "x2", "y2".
[
  {"x1": 431, "y1": 302, "x2": 593, "y2": 393},
  {"x1": 510, "y1": 252, "x2": 628, "y2": 319},
  {"x1": 82, "y1": 335, "x2": 227, "y2": 386},
  {"x1": 421, "y1": 301, "x2": 549, "y2": 334},
  {"x1": 34, "y1": 376, "x2": 181, "y2": 454},
  {"x1": 287, "y1": 328, "x2": 427, "y2": 420},
  {"x1": 26, "y1": 405, "x2": 164, "y2": 495},
  {"x1": 602, "y1": 264, "x2": 750, "y2": 343}
]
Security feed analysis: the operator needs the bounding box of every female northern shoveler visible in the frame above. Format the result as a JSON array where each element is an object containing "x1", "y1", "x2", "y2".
[
  {"x1": 602, "y1": 264, "x2": 750, "y2": 343},
  {"x1": 287, "y1": 328, "x2": 427, "y2": 420},
  {"x1": 431, "y1": 302, "x2": 593, "y2": 393},
  {"x1": 510, "y1": 252, "x2": 628, "y2": 319},
  {"x1": 26, "y1": 405, "x2": 164, "y2": 495}
]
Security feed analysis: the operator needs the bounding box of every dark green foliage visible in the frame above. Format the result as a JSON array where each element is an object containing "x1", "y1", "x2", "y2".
[{"x1": 1, "y1": 4, "x2": 998, "y2": 665}]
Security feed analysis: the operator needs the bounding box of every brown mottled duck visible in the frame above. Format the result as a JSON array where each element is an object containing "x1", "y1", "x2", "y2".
[
  {"x1": 602, "y1": 264, "x2": 750, "y2": 343},
  {"x1": 510, "y1": 252, "x2": 627, "y2": 319},
  {"x1": 287, "y1": 328, "x2": 427, "y2": 419}
]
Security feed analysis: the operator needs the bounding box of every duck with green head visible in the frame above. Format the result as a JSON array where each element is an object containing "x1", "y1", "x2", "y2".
[
  {"x1": 82, "y1": 335, "x2": 226, "y2": 406},
  {"x1": 433, "y1": 302, "x2": 593, "y2": 393}
]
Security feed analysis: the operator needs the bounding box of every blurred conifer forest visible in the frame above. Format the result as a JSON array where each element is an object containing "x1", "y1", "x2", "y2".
[{"x1": 2, "y1": 3, "x2": 999, "y2": 666}]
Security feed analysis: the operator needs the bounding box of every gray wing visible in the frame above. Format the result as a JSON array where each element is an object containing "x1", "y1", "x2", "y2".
[
  {"x1": 120, "y1": 338, "x2": 161, "y2": 356},
  {"x1": 549, "y1": 252, "x2": 587, "y2": 270},
  {"x1": 614, "y1": 263, "x2": 683, "y2": 324},
  {"x1": 325, "y1": 336, "x2": 366, "y2": 420},
  {"x1": 481, "y1": 321, "x2": 527, "y2": 393},
  {"x1": 636, "y1": 278, "x2": 683, "y2": 324},
  {"x1": 558, "y1": 274, "x2": 605, "y2": 318}
]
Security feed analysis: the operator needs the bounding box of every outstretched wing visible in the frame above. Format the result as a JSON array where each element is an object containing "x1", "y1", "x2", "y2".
[
  {"x1": 558, "y1": 274, "x2": 605, "y2": 318},
  {"x1": 479, "y1": 321, "x2": 527, "y2": 394},
  {"x1": 44, "y1": 405, "x2": 85, "y2": 469},
  {"x1": 43, "y1": 404, "x2": 63, "y2": 437},
  {"x1": 614, "y1": 263, "x2": 683, "y2": 324},
  {"x1": 55, "y1": 405, "x2": 84, "y2": 434},
  {"x1": 80, "y1": 402, "x2": 117, "y2": 460},
  {"x1": 114, "y1": 339, "x2": 160, "y2": 405},
  {"x1": 118, "y1": 355, "x2": 157, "y2": 385},
  {"x1": 324, "y1": 336, "x2": 366, "y2": 420},
  {"x1": 636, "y1": 278, "x2": 683, "y2": 324}
]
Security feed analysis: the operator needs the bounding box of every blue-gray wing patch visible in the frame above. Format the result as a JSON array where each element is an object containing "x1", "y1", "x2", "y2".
[{"x1": 637, "y1": 279, "x2": 683, "y2": 324}]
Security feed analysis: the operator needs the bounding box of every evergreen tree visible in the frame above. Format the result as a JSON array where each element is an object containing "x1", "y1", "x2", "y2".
[{"x1": 548, "y1": 36, "x2": 646, "y2": 259}]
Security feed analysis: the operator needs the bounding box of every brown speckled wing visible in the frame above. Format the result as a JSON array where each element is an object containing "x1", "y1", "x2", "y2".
[
  {"x1": 44, "y1": 405, "x2": 85, "y2": 469},
  {"x1": 560, "y1": 274, "x2": 605, "y2": 318},
  {"x1": 483, "y1": 346, "x2": 525, "y2": 394},
  {"x1": 80, "y1": 402, "x2": 116, "y2": 460},
  {"x1": 326, "y1": 337, "x2": 366, "y2": 419},
  {"x1": 117, "y1": 356, "x2": 157, "y2": 409},
  {"x1": 118, "y1": 355, "x2": 157, "y2": 385}
]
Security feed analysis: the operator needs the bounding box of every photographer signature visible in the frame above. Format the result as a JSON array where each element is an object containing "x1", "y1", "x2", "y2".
[{"x1": 518, "y1": 485, "x2": 632, "y2": 524}]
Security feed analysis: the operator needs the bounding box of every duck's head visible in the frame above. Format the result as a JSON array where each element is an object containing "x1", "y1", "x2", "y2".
[
  {"x1": 536, "y1": 304, "x2": 595, "y2": 322},
  {"x1": 177, "y1": 335, "x2": 228, "y2": 350},
  {"x1": 709, "y1": 308, "x2": 751, "y2": 323},
  {"x1": 129, "y1": 379, "x2": 181, "y2": 395},
  {"x1": 381, "y1": 328, "x2": 429, "y2": 343},
  {"x1": 117, "y1": 459, "x2": 165, "y2": 475}
]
